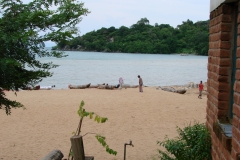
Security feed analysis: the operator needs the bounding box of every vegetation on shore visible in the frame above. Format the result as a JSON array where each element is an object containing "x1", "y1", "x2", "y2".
[
  {"x1": 157, "y1": 122, "x2": 212, "y2": 160},
  {"x1": 54, "y1": 18, "x2": 209, "y2": 55}
]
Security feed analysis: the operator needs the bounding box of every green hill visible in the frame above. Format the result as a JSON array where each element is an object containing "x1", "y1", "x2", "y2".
[{"x1": 54, "y1": 18, "x2": 209, "y2": 55}]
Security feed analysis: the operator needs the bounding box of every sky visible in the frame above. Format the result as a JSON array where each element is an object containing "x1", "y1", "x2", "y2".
[{"x1": 46, "y1": 0, "x2": 210, "y2": 47}]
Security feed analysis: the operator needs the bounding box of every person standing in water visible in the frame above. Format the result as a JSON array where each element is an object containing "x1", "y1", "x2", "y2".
[{"x1": 138, "y1": 75, "x2": 143, "y2": 92}]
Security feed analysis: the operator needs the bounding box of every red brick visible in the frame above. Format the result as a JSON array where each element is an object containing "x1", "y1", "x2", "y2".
[
  {"x1": 212, "y1": 148, "x2": 217, "y2": 159},
  {"x1": 220, "y1": 23, "x2": 232, "y2": 32},
  {"x1": 234, "y1": 93, "x2": 240, "y2": 106},
  {"x1": 208, "y1": 63, "x2": 213, "y2": 71},
  {"x1": 232, "y1": 115, "x2": 238, "y2": 128},
  {"x1": 234, "y1": 81, "x2": 240, "y2": 93},
  {"x1": 216, "y1": 66, "x2": 230, "y2": 75},
  {"x1": 217, "y1": 82, "x2": 230, "y2": 92},
  {"x1": 222, "y1": 147, "x2": 231, "y2": 160},
  {"x1": 209, "y1": 81, "x2": 219, "y2": 95},
  {"x1": 207, "y1": 79, "x2": 211, "y2": 86},
  {"x1": 218, "y1": 109, "x2": 228, "y2": 117},
  {"x1": 232, "y1": 125, "x2": 240, "y2": 141},
  {"x1": 206, "y1": 115, "x2": 214, "y2": 128},
  {"x1": 232, "y1": 137, "x2": 240, "y2": 153},
  {"x1": 209, "y1": 34, "x2": 214, "y2": 42},
  {"x1": 217, "y1": 49, "x2": 231, "y2": 58},
  {"x1": 237, "y1": 47, "x2": 240, "y2": 58},
  {"x1": 209, "y1": 27, "x2": 214, "y2": 34},
  {"x1": 208, "y1": 50, "x2": 213, "y2": 56},
  {"x1": 236, "y1": 59, "x2": 240, "y2": 68},
  {"x1": 208, "y1": 82, "x2": 215, "y2": 92},
  {"x1": 231, "y1": 149, "x2": 238, "y2": 160},
  {"x1": 208, "y1": 99, "x2": 215, "y2": 111},
  {"x1": 236, "y1": 70, "x2": 240, "y2": 80},
  {"x1": 210, "y1": 17, "x2": 214, "y2": 25},
  {"x1": 210, "y1": 33, "x2": 221, "y2": 42},
  {"x1": 210, "y1": 71, "x2": 217, "y2": 81},
  {"x1": 217, "y1": 75, "x2": 229, "y2": 82},
  {"x1": 217, "y1": 101, "x2": 229, "y2": 110},
  {"x1": 215, "y1": 23, "x2": 222, "y2": 33},
  {"x1": 208, "y1": 107, "x2": 215, "y2": 119},
  {"x1": 233, "y1": 104, "x2": 240, "y2": 117},
  {"x1": 216, "y1": 57, "x2": 231, "y2": 66},
  {"x1": 220, "y1": 14, "x2": 232, "y2": 23},
  {"x1": 209, "y1": 42, "x2": 214, "y2": 49},
  {"x1": 221, "y1": 4, "x2": 233, "y2": 14},
  {"x1": 213, "y1": 41, "x2": 219, "y2": 49},
  {"x1": 210, "y1": 12, "x2": 214, "y2": 20},
  {"x1": 217, "y1": 6, "x2": 222, "y2": 16},
  {"x1": 208, "y1": 71, "x2": 217, "y2": 80},
  {"x1": 220, "y1": 41, "x2": 231, "y2": 49},
  {"x1": 218, "y1": 92, "x2": 229, "y2": 101},
  {"x1": 208, "y1": 49, "x2": 215, "y2": 57},
  {"x1": 213, "y1": 104, "x2": 219, "y2": 115},
  {"x1": 209, "y1": 56, "x2": 216, "y2": 64},
  {"x1": 213, "y1": 41, "x2": 222, "y2": 49},
  {"x1": 209, "y1": 85, "x2": 218, "y2": 98},
  {"x1": 221, "y1": 32, "x2": 231, "y2": 41},
  {"x1": 238, "y1": 36, "x2": 240, "y2": 47},
  {"x1": 208, "y1": 71, "x2": 211, "y2": 79},
  {"x1": 212, "y1": 26, "x2": 218, "y2": 34}
]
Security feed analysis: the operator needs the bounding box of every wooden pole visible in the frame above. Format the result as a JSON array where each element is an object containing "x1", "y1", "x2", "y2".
[{"x1": 70, "y1": 135, "x2": 85, "y2": 160}]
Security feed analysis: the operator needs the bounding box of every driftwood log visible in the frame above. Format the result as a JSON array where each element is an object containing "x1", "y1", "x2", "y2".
[
  {"x1": 158, "y1": 86, "x2": 186, "y2": 94},
  {"x1": 88, "y1": 85, "x2": 99, "y2": 88},
  {"x1": 122, "y1": 84, "x2": 138, "y2": 89},
  {"x1": 98, "y1": 84, "x2": 115, "y2": 90},
  {"x1": 41, "y1": 149, "x2": 63, "y2": 160},
  {"x1": 68, "y1": 83, "x2": 91, "y2": 89}
]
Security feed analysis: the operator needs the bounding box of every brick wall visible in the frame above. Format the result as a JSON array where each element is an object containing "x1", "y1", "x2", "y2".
[
  {"x1": 233, "y1": 1, "x2": 240, "y2": 159},
  {"x1": 208, "y1": 2, "x2": 240, "y2": 160}
]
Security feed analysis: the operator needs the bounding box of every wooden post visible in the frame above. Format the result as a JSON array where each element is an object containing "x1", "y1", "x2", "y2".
[
  {"x1": 70, "y1": 135, "x2": 85, "y2": 160},
  {"x1": 41, "y1": 149, "x2": 64, "y2": 160}
]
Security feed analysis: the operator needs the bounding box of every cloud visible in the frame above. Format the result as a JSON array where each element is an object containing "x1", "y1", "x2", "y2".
[
  {"x1": 20, "y1": 0, "x2": 209, "y2": 46},
  {"x1": 78, "y1": 0, "x2": 209, "y2": 35}
]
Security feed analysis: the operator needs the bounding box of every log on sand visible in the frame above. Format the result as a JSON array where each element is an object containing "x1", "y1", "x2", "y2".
[
  {"x1": 122, "y1": 84, "x2": 138, "y2": 89},
  {"x1": 68, "y1": 83, "x2": 91, "y2": 89},
  {"x1": 158, "y1": 86, "x2": 186, "y2": 94},
  {"x1": 98, "y1": 84, "x2": 115, "y2": 90}
]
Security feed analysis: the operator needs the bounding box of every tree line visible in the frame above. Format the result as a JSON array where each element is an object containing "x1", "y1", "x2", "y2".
[{"x1": 54, "y1": 18, "x2": 209, "y2": 55}]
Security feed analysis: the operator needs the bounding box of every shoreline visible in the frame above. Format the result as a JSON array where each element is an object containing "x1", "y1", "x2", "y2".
[
  {"x1": 51, "y1": 48, "x2": 207, "y2": 56},
  {"x1": 20, "y1": 81, "x2": 206, "y2": 91}
]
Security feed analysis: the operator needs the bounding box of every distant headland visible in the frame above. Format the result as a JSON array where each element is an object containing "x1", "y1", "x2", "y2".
[{"x1": 52, "y1": 18, "x2": 209, "y2": 56}]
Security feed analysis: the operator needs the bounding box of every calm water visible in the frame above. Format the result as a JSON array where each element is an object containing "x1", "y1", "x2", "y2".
[{"x1": 38, "y1": 51, "x2": 208, "y2": 89}]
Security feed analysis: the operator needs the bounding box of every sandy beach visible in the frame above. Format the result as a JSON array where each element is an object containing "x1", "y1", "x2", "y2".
[{"x1": 0, "y1": 86, "x2": 207, "y2": 160}]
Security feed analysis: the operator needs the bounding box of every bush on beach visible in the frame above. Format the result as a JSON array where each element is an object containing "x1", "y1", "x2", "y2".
[{"x1": 157, "y1": 122, "x2": 212, "y2": 160}]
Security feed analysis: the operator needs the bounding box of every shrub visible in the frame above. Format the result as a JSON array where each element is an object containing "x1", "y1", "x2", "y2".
[{"x1": 157, "y1": 122, "x2": 212, "y2": 160}]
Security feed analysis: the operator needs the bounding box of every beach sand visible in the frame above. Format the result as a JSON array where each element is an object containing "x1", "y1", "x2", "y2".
[{"x1": 0, "y1": 86, "x2": 207, "y2": 160}]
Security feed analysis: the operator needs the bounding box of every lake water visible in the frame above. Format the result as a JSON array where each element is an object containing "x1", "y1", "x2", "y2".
[{"x1": 39, "y1": 51, "x2": 208, "y2": 89}]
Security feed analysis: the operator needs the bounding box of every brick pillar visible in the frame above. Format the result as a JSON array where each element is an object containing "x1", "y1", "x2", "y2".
[
  {"x1": 231, "y1": 2, "x2": 240, "y2": 159},
  {"x1": 207, "y1": 3, "x2": 233, "y2": 160}
]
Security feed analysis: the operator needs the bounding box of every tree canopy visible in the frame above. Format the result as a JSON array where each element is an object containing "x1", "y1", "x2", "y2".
[
  {"x1": 55, "y1": 18, "x2": 209, "y2": 55},
  {"x1": 0, "y1": 0, "x2": 89, "y2": 115}
]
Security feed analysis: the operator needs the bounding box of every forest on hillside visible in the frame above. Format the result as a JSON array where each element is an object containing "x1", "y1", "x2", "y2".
[{"x1": 53, "y1": 18, "x2": 209, "y2": 55}]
